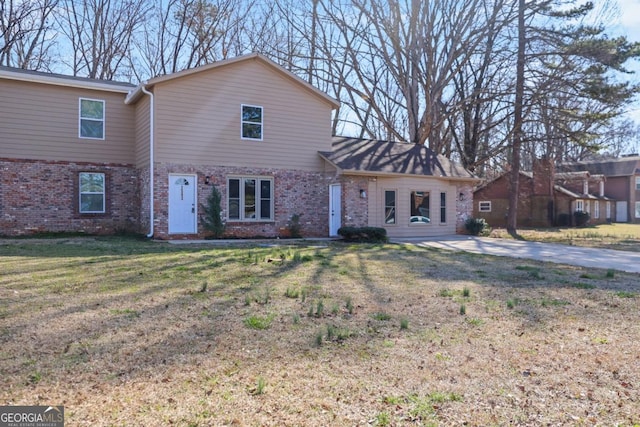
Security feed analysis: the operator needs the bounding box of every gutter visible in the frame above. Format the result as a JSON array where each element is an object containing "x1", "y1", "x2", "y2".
[{"x1": 124, "y1": 84, "x2": 154, "y2": 237}]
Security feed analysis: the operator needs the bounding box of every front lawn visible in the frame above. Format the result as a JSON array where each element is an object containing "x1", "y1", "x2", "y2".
[
  {"x1": 490, "y1": 223, "x2": 640, "y2": 252},
  {"x1": 1, "y1": 237, "x2": 638, "y2": 426}
]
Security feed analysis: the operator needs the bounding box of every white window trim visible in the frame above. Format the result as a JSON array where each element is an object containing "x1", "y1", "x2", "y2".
[
  {"x1": 636, "y1": 202, "x2": 640, "y2": 219},
  {"x1": 636, "y1": 176, "x2": 640, "y2": 191},
  {"x1": 227, "y1": 176, "x2": 274, "y2": 221},
  {"x1": 576, "y1": 200, "x2": 584, "y2": 212},
  {"x1": 79, "y1": 172, "x2": 106, "y2": 214},
  {"x1": 384, "y1": 189, "x2": 397, "y2": 226},
  {"x1": 479, "y1": 201, "x2": 491, "y2": 212},
  {"x1": 240, "y1": 104, "x2": 264, "y2": 141},
  {"x1": 79, "y1": 98, "x2": 105, "y2": 140},
  {"x1": 594, "y1": 201, "x2": 600, "y2": 219}
]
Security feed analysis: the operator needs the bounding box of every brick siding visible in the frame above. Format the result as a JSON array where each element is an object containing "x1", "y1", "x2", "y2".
[
  {"x1": 151, "y1": 163, "x2": 336, "y2": 239},
  {"x1": 0, "y1": 158, "x2": 139, "y2": 236}
]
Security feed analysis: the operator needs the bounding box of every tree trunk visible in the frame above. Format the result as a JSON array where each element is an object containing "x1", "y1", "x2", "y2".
[{"x1": 507, "y1": 0, "x2": 525, "y2": 236}]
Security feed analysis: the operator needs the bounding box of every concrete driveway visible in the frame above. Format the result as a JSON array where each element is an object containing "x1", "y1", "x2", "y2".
[{"x1": 392, "y1": 235, "x2": 640, "y2": 274}]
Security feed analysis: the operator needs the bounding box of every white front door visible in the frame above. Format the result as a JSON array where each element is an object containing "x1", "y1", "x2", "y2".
[
  {"x1": 329, "y1": 184, "x2": 341, "y2": 236},
  {"x1": 169, "y1": 174, "x2": 197, "y2": 234},
  {"x1": 616, "y1": 201, "x2": 628, "y2": 222}
]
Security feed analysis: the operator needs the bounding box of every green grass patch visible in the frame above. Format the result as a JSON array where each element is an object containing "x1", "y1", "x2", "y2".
[{"x1": 244, "y1": 314, "x2": 275, "y2": 330}]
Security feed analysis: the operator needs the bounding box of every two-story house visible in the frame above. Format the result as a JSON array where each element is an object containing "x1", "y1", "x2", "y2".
[
  {"x1": 559, "y1": 156, "x2": 640, "y2": 223},
  {"x1": 1, "y1": 53, "x2": 477, "y2": 239}
]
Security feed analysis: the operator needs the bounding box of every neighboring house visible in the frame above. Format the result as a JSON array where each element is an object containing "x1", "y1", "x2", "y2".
[
  {"x1": 559, "y1": 156, "x2": 640, "y2": 223},
  {"x1": 0, "y1": 53, "x2": 476, "y2": 239},
  {"x1": 474, "y1": 157, "x2": 613, "y2": 228}
]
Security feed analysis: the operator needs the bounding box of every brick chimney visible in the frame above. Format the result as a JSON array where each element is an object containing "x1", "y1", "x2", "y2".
[{"x1": 532, "y1": 156, "x2": 554, "y2": 196}]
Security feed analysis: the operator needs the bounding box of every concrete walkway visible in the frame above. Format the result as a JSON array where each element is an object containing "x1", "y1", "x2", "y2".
[{"x1": 392, "y1": 235, "x2": 640, "y2": 274}]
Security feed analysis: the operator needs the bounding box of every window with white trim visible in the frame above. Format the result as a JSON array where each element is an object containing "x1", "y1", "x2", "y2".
[
  {"x1": 606, "y1": 201, "x2": 611, "y2": 219},
  {"x1": 440, "y1": 192, "x2": 446, "y2": 223},
  {"x1": 636, "y1": 202, "x2": 640, "y2": 219},
  {"x1": 79, "y1": 98, "x2": 105, "y2": 139},
  {"x1": 479, "y1": 201, "x2": 491, "y2": 212},
  {"x1": 79, "y1": 172, "x2": 105, "y2": 213},
  {"x1": 576, "y1": 200, "x2": 584, "y2": 212},
  {"x1": 241, "y1": 105, "x2": 263, "y2": 140},
  {"x1": 594, "y1": 201, "x2": 600, "y2": 219},
  {"x1": 410, "y1": 191, "x2": 430, "y2": 224},
  {"x1": 384, "y1": 190, "x2": 396, "y2": 224},
  {"x1": 636, "y1": 176, "x2": 640, "y2": 190},
  {"x1": 228, "y1": 177, "x2": 273, "y2": 221}
]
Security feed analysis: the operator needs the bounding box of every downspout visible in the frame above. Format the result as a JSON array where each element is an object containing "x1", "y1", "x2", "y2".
[{"x1": 141, "y1": 86, "x2": 155, "y2": 238}]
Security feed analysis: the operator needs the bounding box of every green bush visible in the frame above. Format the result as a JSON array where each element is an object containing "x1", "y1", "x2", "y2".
[
  {"x1": 464, "y1": 217, "x2": 489, "y2": 236},
  {"x1": 201, "y1": 184, "x2": 225, "y2": 238},
  {"x1": 574, "y1": 211, "x2": 590, "y2": 227},
  {"x1": 337, "y1": 226, "x2": 388, "y2": 242}
]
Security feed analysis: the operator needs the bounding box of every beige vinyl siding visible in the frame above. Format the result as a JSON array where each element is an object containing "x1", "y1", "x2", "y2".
[
  {"x1": 368, "y1": 176, "x2": 458, "y2": 238},
  {"x1": 153, "y1": 60, "x2": 333, "y2": 171},
  {"x1": 0, "y1": 79, "x2": 135, "y2": 164},
  {"x1": 134, "y1": 96, "x2": 151, "y2": 167}
]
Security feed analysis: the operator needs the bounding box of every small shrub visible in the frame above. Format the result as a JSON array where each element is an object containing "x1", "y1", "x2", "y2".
[
  {"x1": 573, "y1": 211, "x2": 590, "y2": 227},
  {"x1": 464, "y1": 217, "x2": 490, "y2": 236},
  {"x1": 606, "y1": 269, "x2": 615, "y2": 279},
  {"x1": 252, "y1": 376, "x2": 266, "y2": 395},
  {"x1": 315, "y1": 300, "x2": 324, "y2": 317},
  {"x1": 462, "y1": 287, "x2": 470, "y2": 298},
  {"x1": 287, "y1": 213, "x2": 302, "y2": 238},
  {"x1": 337, "y1": 226, "x2": 388, "y2": 243},
  {"x1": 201, "y1": 184, "x2": 225, "y2": 238},
  {"x1": 459, "y1": 304, "x2": 466, "y2": 315},
  {"x1": 284, "y1": 287, "x2": 300, "y2": 299}
]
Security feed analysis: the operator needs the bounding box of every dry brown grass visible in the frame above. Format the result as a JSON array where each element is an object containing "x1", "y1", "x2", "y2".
[
  {"x1": 1, "y1": 237, "x2": 639, "y2": 426},
  {"x1": 490, "y1": 223, "x2": 640, "y2": 252}
]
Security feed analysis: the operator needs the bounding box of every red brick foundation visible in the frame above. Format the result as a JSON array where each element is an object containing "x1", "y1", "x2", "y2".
[
  {"x1": 0, "y1": 158, "x2": 139, "y2": 236},
  {"x1": 151, "y1": 163, "x2": 337, "y2": 239}
]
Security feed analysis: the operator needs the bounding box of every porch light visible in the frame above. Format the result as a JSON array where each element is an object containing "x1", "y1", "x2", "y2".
[
  {"x1": 204, "y1": 176, "x2": 211, "y2": 185},
  {"x1": 360, "y1": 189, "x2": 367, "y2": 198}
]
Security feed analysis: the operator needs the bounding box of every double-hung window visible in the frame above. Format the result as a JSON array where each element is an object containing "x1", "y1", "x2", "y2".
[
  {"x1": 79, "y1": 98, "x2": 105, "y2": 139},
  {"x1": 384, "y1": 190, "x2": 396, "y2": 224},
  {"x1": 440, "y1": 192, "x2": 447, "y2": 223},
  {"x1": 241, "y1": 105, "x2": 263, "y2": 140},
  {"x1": 79, "y1": 172, "x2": 105, "y2": 213},
  {"x1": 576, "y1": 200, "x2": 584, "y2": 212},
  {"x1": 228, "y1": 177, "x2": 273, "y2": 221},
  {"x1": 479, "y1": 201, "x2": 491, "y2": 212}
]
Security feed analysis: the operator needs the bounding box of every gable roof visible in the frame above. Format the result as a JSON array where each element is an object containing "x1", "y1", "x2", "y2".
[
  {"x1": 126, "y1": 53, "x2": 340, "y2": 108},
  {"x1": 559, "y1": 157, "x2": 640, "y2": 177},
  {"x1": 0, "y1": 65, "x2": 135, "y2": 93},
  {"x1": 319, "y1": 137, "x2": 477, "y2": 181}
]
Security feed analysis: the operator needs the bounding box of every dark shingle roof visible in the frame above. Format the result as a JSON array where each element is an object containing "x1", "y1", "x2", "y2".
[
  {"x1": 559, "y1": 157, "x2": 640, "y2": 177},
  {"x1": 320, "y1": 137, "x2": 476, "y2": 180}
]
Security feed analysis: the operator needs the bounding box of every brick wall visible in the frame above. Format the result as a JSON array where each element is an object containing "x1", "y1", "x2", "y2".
[
  {"x1": 456, "y1": 183, "x2": 474, "y2": 232},
  {"x1": 152, "y1": 163, "x2": 335, "y2": 239},
  {"x1": 340, "y1": 176, "x2": 369, "y2": 227},
  {"x1": 0, "y1": 158, "x2": 139, "y2": 236}
]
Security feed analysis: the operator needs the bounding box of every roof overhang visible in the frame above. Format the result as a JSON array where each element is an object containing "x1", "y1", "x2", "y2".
[
  {"x1": 0, "y1": 66, "x2": 134, "y2": 93},
  {"x1": 319, "y1": 152, "x2": 481, "y2": 182}
]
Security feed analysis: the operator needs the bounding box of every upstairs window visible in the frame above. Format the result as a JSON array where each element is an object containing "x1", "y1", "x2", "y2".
[
  {"x1": 79, "y1": 172, "x2": 105, "y2": 213},
  {"x1": 479, "y1": 201, "x2": 491, "y2": 212},
  {"x1": 79, "y1": 98, "x2": 105, "y2": 139},
  {"x1": 241, "y1": 105, "x2": 263, "y2": 140}
]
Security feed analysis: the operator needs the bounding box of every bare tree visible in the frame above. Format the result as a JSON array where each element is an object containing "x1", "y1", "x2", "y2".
[
  {"x1": 0, "y1": 0, "x2": 58, "y2": 70},
  {"x1": 55, "y1": 0, "x2": 149, "y2": 79}
]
